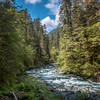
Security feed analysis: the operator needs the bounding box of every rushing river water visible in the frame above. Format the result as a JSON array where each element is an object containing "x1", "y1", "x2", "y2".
[{"x1": 26, "y1": 63, "x2": 100, "y2": 94}]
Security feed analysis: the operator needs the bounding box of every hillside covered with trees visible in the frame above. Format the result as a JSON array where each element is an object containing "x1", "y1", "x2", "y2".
[
  {"x1": 0, "y1": 0, "x2": 50, "y2": 86},
  {"x1": 50, "y1": 0, "x2": 100, "y2": 79}
]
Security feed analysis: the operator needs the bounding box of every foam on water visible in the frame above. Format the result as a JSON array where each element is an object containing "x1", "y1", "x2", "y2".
[{"x1": 26, "y1": 64, "x2": 100, "y2": 93}]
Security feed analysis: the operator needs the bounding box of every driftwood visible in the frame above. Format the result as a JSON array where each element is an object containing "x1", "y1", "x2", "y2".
[{"x1": 10, "y1": 92, "x2": 18, "y2": 100}]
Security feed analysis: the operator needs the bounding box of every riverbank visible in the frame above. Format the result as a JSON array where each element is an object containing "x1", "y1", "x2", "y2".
[
  {"x1": 0, "y1": 74, "x2": 100, "y2": 100},
  {"x1": 0, "y1": 75, "x2": 63, "y2": 100}
]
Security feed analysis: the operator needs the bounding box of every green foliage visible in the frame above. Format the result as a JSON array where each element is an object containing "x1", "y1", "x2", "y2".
[
  {"x1": 0, "y1": 2, "x2": 50, "y2": 88},
  {"x1": 23, "y1": 45, "x2": 36, "y2": 69},
  {"x1": 57, "y1": 22, "x2": 100, "y2": 77},
  {"x1": 75, "y1": 93, "x2": 88, "y2": 100},
  {"x1": 0, "y1": 5, "x2": 25, "y2": 86},
  {"x1": 14, "y1": 75, "x2": 63, "y2": 100},
  {"x1": 50, "y1": 47, "x2": 58, "y2": 61},
  {"x1": 48, "y1": 28, "x2": 62, "y2": 61},
  {"x1": 55, "y1": 0, "x2": 100, "y2": 78}
]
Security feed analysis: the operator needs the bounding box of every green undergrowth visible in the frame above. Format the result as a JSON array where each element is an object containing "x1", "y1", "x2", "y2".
[{"x1": 0, "y1": 75, "x2": 63, "y2": 100}]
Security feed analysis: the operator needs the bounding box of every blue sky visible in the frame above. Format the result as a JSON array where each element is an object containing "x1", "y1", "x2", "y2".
[{"x1": 15, "y1": 0, "x2": 60, "y2": 32}]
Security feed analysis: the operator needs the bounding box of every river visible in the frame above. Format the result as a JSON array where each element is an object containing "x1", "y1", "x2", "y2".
[{"x1": 26, "y1": 63, "x2": 100, "y2": 100}]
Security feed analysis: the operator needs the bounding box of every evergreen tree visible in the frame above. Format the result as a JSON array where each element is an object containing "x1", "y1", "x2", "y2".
[
  {"x1": 56, "y1": 0, "x2": 100, "y2": 78},
  {"x1": 0, "y1": 3, "x2": 25, "y2": 85},
  {"x1": 48, "y1": 28, "x2": 62, "y2": 61},
  {"x1": 0, "y1": 1, "x2": 50, "y2": 87}
]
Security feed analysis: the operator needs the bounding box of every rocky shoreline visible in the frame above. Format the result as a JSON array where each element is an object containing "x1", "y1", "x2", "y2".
[
  {"x1": 0, "y1": 79, "x2": 100, "y2": 100},
  {"x1": 48, "y1": 85, "x2": 100, "y2": 100}
]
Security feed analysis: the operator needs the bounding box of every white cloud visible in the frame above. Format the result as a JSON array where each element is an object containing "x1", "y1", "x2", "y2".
[
  {"x1": 45, "y1": 0, "x2": 59, "y2": 15},
  {"x1": 43, "y1": 0, "x2": 60, "y2": 32},
  {"x1": 41, "y1": 14, "x2": 60, "y2": 32},
  {"x1": 25, "y1": 0, "x2": 42, "y2": 4},
  {"x1": 41, "y1": 16, "x2": 56, "y2": 32}
]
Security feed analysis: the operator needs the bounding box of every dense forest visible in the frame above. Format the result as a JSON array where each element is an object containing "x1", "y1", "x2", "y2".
[
  {"x1": 0, "y1": 0, "x2": 100, "y2": 100},
  {"x1": 0, "y1": 0, "x2": 50, "y2": 86},
  {"x1": 50, "y1": 0, "x2": 100, "y2": 78}
]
